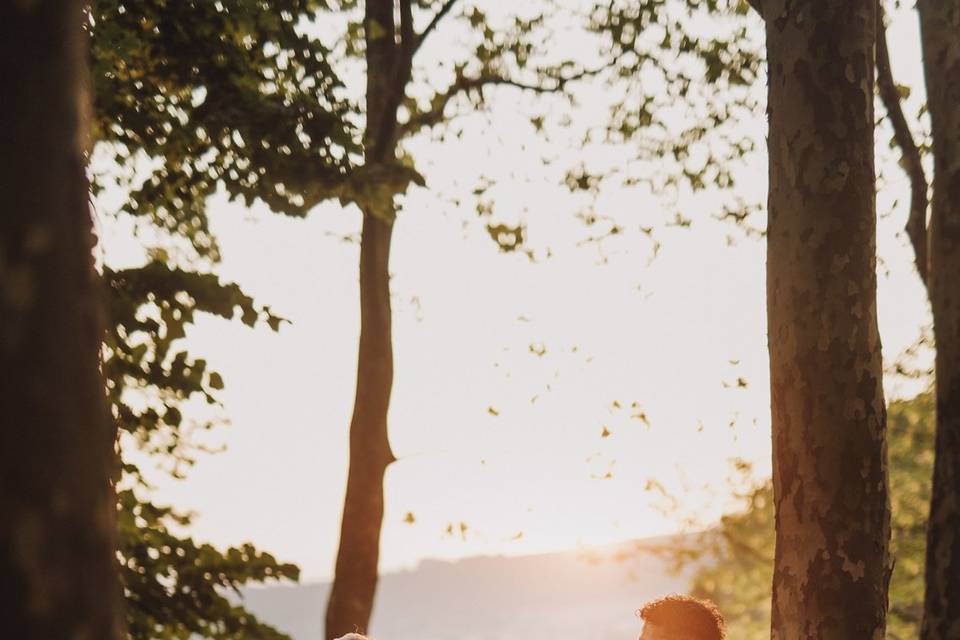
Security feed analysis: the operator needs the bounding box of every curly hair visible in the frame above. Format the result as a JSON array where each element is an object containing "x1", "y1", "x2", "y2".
[{"x1": 638, "y1": 594, "x2": 726, "y2": 640}]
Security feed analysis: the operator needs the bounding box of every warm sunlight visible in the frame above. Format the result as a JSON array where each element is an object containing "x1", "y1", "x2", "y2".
[
  {"x1": 2, "y1": 1, "x2": 950, "y2": 640},
  {"x1": 96, "y1": 4, "x2": 930, "y2": 584}
]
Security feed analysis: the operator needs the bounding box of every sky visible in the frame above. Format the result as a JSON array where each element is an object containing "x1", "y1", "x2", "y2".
[{"x1": 97, "y1": 3, "x2": 932, "y2": 582}]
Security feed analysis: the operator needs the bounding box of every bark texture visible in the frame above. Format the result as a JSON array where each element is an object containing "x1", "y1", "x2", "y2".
[
  {"x1": 0, "y1": 1, "x2": 124, "y2": 638},
  {"x1": 919, "y1": 2, "x2": 960, "y2": 638},
  {"x1": 324, "y1": 0, "x2": 406, "y2": 636},
  {"x1": 765, "y1": 2, "x2": 891, "y2": 638}
]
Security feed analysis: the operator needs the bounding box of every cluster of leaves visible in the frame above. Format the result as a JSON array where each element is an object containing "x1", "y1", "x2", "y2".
[
  {"x1": 117, "y1": 490, "x2": 299, "y2": 640},
  {"x1": 88, "y1": 1, "x2": 360, "y2": 637},
  {"x1": 388, "y1": 0, "x2": 766, "y2": 255},
  {"x1": 103, "y1": 261, "x2": 299, "y2": 639},
  {"x1": 90, "y1": 0, "x2": 359, "y2": 259},
  {"x1": 397, "y1": 1, "x2": 585, "y2": 252},
  {"x1": 590, "y1": 0, "x2": 761, "y2": 166},
  {"x1": 104, "y1": 262, "x2": 284, "y2": 475},
  {"x1": 884, "y1": 393, "x2": 935, "y2": 635},
  {"x1": 572, "y1": 0, "x2": 766, "y2": 240},
  {"x1": 656, "y1": 393, "x2": 934, "y2": 640}
]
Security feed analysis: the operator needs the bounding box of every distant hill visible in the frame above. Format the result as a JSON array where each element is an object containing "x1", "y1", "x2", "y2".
[{"x1": 240, "y1": 537, "x2": 694, "y2": 640}]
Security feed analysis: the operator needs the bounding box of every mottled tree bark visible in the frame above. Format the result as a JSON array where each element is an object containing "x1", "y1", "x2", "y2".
[
  {"x1": 918, "y1": 2, "x2": 960, "y2": 638},
  {"x1": 324, "y1": 0, "x2": 406, "y2": 636},
  {"x1": 0, "y1": 1, "x2": 124, "y2": 638},
  {"x1": 765, "y1": 1, "x2": 891, "y2": 638}
]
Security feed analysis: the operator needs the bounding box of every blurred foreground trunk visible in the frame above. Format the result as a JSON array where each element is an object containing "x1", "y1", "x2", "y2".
[
  {"x1": 0, "y1": 1, "x2": 124, "y2": 637},
  {"x1": 919, "y1": 2, "x2": 960, "y2": 637},
  {"x1": 764, "y1": 1, "x2": 891, "y2": 637}
]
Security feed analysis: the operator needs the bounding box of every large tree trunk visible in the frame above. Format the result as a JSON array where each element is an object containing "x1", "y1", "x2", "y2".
[
  {"x1": 0, "y1": 1, "x2": 124, "y2": 638},
  {"x1": 325, "y1": 0, "x2": 402, "y2": 636},
  {"x1": 919, "y1": 2, "x2": 960, "y2": 637},
  {"x1": 765, "y1": 2, "x2": 891, "y2": 637}
]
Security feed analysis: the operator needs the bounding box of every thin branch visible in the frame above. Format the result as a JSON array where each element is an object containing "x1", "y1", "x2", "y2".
[
  {"x1": 400, "y1": 64, "x2": 611, "y2": 137},
  {"x1": 471, "y1": 73, "x2": 581, "y2": 94},
  {"x1": 877, "y1": 4, "x2": 929, "y2": 286},
  {"x1": 395, "y1": 0, "x2": 416, "y2": 104},
  {"x1": 398, "y1": 0, "x2": 415, "y2": 61},
  {"x1": 414, "y1": 0, "x2": 460, "y2": 54}
]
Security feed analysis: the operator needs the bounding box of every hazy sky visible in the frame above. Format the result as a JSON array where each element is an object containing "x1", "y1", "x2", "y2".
[{"x1": 98, "y1": 4, "x2": 931, "y2": 582}]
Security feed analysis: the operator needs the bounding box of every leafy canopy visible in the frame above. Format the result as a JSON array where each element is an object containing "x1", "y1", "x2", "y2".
[{"x1": 89, "y1": 1, "x2": 357, "y2": 636}]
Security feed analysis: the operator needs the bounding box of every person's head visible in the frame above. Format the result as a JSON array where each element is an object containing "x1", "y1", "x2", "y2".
[{"x1": 637, "y1": 594, "x2": 725, "y2": 640}]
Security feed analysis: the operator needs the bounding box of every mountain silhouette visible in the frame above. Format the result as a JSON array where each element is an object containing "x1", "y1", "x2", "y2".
[{"x1": 240, "y1": 536, "x2": 694, "y2": 640}]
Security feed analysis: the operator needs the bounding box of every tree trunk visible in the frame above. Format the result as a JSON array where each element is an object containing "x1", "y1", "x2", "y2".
[
  {"x1": 0, "y1": 1, "x2": 124, "y2": 638},
  {"x1": 325, "y1": 214, "x2": 396, "y2": 639},
  {"x1": 765, "y1": 2, "x2": 891, "y2": 638},
  {"x1": 325, "y1": 0, "x2": 402, "y2": 636},
  {"x1": 918, "y1": 2, "x2": 960, "y2": 637}
]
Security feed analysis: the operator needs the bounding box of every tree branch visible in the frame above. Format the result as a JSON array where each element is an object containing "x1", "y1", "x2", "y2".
[
  {"x1": 400, "y1": 65, "x2": 609, "y2": 137},
  {"x1": 367, "y1": 0, "x2": 414, "y2": 164},
  {"x1": 877, "y1": 5, "x2": 928, "y2": 285},
  {"x1": 398, "y1": 0, "x2": 415, "y2": 61},
  {"x1": 414, "y1": 0, "x2": 460, "y2": 54}
]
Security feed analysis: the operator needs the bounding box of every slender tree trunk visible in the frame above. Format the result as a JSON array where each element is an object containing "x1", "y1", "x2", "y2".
[
  {"x1": 325, "y1": 0, "x2": 402, "y2": 636},
  {"x1": 0, "y1": 1, "x2": 124, "y2": 638},
  {"x1": 877, "y1": 5, "x2": 929, "y2": 287},
  {"x1": 919, "y1": 3, "x2": 960, "y2": 637},
  {"x1": 765, "y1": 2, "x2": 891, "y2": 637},
  {"x1": 325, "y1": 214, "x2": 396, "y2": 639}
]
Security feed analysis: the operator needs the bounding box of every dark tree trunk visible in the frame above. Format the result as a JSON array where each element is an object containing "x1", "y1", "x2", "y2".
[
  {"x1": 765, "y1": 1, "x2": 891, "y2": 637},
  {"x1": 0, "y1": 1, "x2": 124, "y2": 638},
  {"x1": 325, "y1": 0, "x2": 405, "y2": 637},
  {"x1": 919, "y1": 2, "x2": 960, "y2": 637}
]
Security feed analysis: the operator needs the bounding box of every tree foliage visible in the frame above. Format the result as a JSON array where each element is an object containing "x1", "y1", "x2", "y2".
[
  {"x1": 587, "y1": 0, "x2": 761, "y2": 191},
  {"x1": 103, "y1": 262, "x2": 301, "y2": 640},
  {"x1": 90, "y1": 0, "x2": 358, "y2": 259},
  {"x1": 661, "y1": 394, "x2": 934, "y2": 640},
  {"x1": 89, "y1": 2, "x2": 356, "y2": 637},
  {"x1": 87, "y1": 1, "x2": 785, "y2": 636}
]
